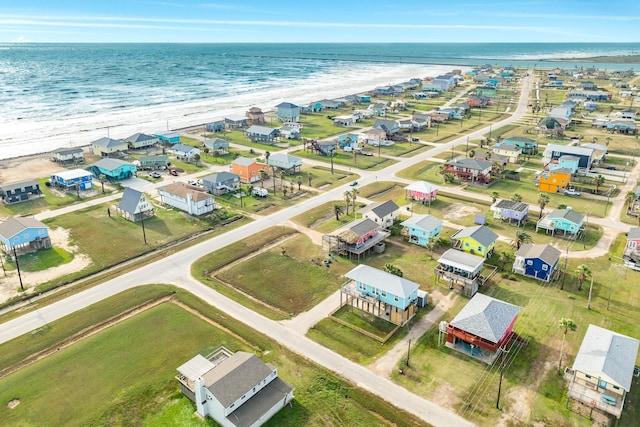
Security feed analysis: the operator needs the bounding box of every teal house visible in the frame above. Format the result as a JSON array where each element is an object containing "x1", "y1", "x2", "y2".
[
  {"x1": 154, "y1": 131, "x2": 181, "y2": 145},
  {"x1": 87, "y1": 158, "x2": 137, "y2": 181},
  {"x1": 401, "y1": 214, "x2": 443, "y2": 247},
  {"x1": 536, "y1": 208, "x2": 585, "y2": 236},
  {"x1": 548, "y1": 155, "x2": 580, "y2": 175},
  {"x1": 502, "y1": 136, "x2": 538, "y2": 155},
  {"x1": 0, "y1": 216, "x2": 51, "y2": 250}
]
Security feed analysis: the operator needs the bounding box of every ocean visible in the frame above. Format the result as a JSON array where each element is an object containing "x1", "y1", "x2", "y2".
[{"x1": 1, "y1": 42, "x2": 639, "y2": 160}]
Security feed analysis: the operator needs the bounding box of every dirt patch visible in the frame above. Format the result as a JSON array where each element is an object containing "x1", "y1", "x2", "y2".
[
  {"x1": 7, "y1": 398, "x2": 19, "y2": 409},
  {"x1": 0, "y1": 154, "x2": 67, "y2": 182},
  {"x1": 442, "y1": 203, "x2": 481, "y2": 221}
]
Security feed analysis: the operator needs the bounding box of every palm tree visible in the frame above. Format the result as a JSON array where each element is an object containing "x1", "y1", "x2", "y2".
[
  {"x1": 296, "y1": 177, "x2": 302, "y2": 191},
  {"x1": 307, "y1": 172, "x2": 313, "y2": 187},
  {"x1": 514, "y1": 230, "x2": 533, "y2": 249},
  {"x1": 511, "y1": 193, "x2": 523, "y2": 203},
  {"x1": 264, "y1": 150, "x2": 271, "y2": 166},
  {"x1": 383, "y1": 263, "x2": 403, "y2": 277},
  {"x1": 593, "y1": 174, "x2": 605, "y2": 194},
  {"x1": 344, "y1": 190, "x2": 352, "y2": 215},
  {"x1": 575, "y1": 264, "x2": 591, "y2": 291},
  {"x1": 283, "y1": 186, "x2": 288, "y2": 198},
  {"x1": 538, "y1": 193, "x2": 550, "y2": 219},
  {"x1": 333, "y1": 204, "x2": 344, "y2": 220},
  {"x1": 259, "y1": 170, "x2": 266, "y2": 188},
  {"x1": 558, "y1": 318, "x2": 577, "y2": 372},
  {"x1": 498, "y1": 251, "x2": 513, "y2": 272},
  {"x1": 98, "y1": 174, "x2": 107, "y2": 193},
  {"x1": 193, "y1": 153, "x2": 201, "y2": 166},
  {"x1": 491, "y1": 191, "x2": 500, "y2": 204},
  {"x1": 246, "y1": 184, "x2": 254, "y2": 197},
  {"x1": 625, "y1": 190, "x2": 636, "y2": 212},
  {"x1": 350, "y1": 188, "x2": 359, "y2": 213},
  {"x1": 280, "y1": 171, "x2": 286, "y2": 189}
]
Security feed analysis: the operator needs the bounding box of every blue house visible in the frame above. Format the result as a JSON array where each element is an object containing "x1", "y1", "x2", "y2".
[
  {"x1": 0, "y1": 179, "x2": 42, "y2": 204},
  {"x1": 0, "y1": 216, "x2": 51, "y2": 250},
  {"x1": 536, "y1": 208, "x2": 585, "y2": 237},
  {"x1": 543, "y1": 144, "x2": 594, "y2": 169},
  {"x1": 358, "y1": 95, "x2": 371, "y2": 103},
  {"x1": 154, "y1": 131, "x2": 181, "y2": 145},
  {"x1": 342, "y1": 264, "x2": 421, "y2": 326},
  {"x1": 50, "y1": 169, "x2": 93, "y2": 191},
  {"x1": 205, "y1": 120, "x2": 225, "y2": 133},
  {"x1": 513, "y1": 243, "x2": 562, "y2": 282},
  {"x1": 401, "y1": 214, "x2": 443, "y2": 247},
  {"x1": 87, "y1": 158, "x2": 137, "y2": 181},
  {"x1": 548, "y1": 155, "x2": 580, "y2": 174},
  {"x1": 275, "y1": 102, "x2": 301, "y2": 123},
  {"x1": 245, "y1": 125, "x2": 279, "y2": 143},
  {"x1": 502, "y1": 136, "x2": 537, "y2": 155}
]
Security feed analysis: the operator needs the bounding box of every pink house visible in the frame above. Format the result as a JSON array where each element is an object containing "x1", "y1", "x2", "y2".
[{"x1": 405, "y1": 180, "x2": 438, "y2": 202}]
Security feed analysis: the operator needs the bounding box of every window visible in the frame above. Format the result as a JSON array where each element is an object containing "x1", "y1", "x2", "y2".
[
  {"x1": 478, "y1": 246, "x2": 482, "y2": 252},
  {"x1": 394, "y1": 296, "x2": 399, "y2": 302},
  {"x1": 542, "y1": 264, "x2": 548, "y2": 271},
  {"x1": 526, "y1": 260, "x2": 533, "y2": 265},
  {"x1": 381, "y1": 291, "x2": 387, "y2": 297}
]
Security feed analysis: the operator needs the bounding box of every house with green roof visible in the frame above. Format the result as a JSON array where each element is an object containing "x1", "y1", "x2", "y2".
[{"x1": 451, "y1": 225, "x2": 499, "y2": 258}]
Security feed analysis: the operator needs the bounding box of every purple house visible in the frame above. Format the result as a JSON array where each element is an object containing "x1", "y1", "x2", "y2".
[{"x1": 490, "y1": 200, "x2": 529, "y2": 226}]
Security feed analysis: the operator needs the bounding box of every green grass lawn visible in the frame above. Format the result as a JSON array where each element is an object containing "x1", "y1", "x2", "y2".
[
  {"x1": 215, "y1": 183, "x2": 314, "y2": 215},
  {"x1": 396, "y1": 160, "x2": 443, "y2": 181},
  {"x1": 14, "y1": 246, "x2": 74, "y2": 272},
  {"x1": 0, "y1": 286, "x2": 425, "y2": 427},
  {"x1": 293, "y1": 148, "x2": 396, "y2": 171},
  {"x1": 289, "y1": 200, "x2": 362, "y2": 233}
]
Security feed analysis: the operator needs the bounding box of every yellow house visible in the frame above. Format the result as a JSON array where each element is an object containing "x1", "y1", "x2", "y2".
[
  {"x1": 91, "y1": 137, "x2": 128, "y2": 157},
  {"x1": 538, "y1": 167, "x2": 572, "y2": 193},
  {"x1": 492, "y1": 144, "x2": 522, "y2": 164}
]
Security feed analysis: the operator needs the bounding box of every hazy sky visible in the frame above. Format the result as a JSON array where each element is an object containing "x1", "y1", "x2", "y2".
[{"x1": 1, "y1": 0, "x2": 639, "y2": 43}]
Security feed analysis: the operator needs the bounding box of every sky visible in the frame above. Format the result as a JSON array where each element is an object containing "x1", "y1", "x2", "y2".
[{"x1": 0, "y1": 1, "x2": 639, "y2": 43}]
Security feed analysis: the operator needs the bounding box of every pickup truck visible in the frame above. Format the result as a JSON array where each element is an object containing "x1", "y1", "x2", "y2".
[{"x1": 564, "y1": 188, "x2": 580, "y2": 196}]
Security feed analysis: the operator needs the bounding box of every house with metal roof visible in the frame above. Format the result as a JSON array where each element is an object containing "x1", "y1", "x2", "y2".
[
  {"x1": 405, "y1": 181, "x2": 438, "y2": 203},
  {"x1": 267, "y1": 153, "x2": 302, "y2": 174},
  {"x1": 451, "y1": 225, "x2": 499, "y2": 258},
  {"x1": 0, "y1": 179, "x2": 42, "y2": 204},
  {"x1": 490, "y1": 200, "x2": 529, "y2": 226},
  {"x1": 340, "y1": 264, "x2": 421, "y2": 326},
  {"x1": 90, "y1": 137, "x2": 128, "y2": 157},
  {"x1": 548, "y1": 155, "x2": 580, "y2": 175},
  {"x1": 501, "y1": 136, "x2": 537, "y2": 155},
  {"x1": 536, "y1": 208, "x2": 585, "y2": 237},
  {"x1": 117, "y1": 187, "x2": 154, "y2": 222},
  {"x1": 445, "y1": 293, "x2": 521, "y2": 364},
  {"x1": 435, "y1": 249, "x2": 487, "y2": 297},
  {"x1": 357, "y1": 200, "x2": 400, "y2": 231},
  {"x1": 0, "y1": 216, "x2": 51, "y2": 251},
  {"x1": 543, "y1": 144, "x2": 594, "y2": 169},
  {"x1": 86, "y1": 158, "x2": 137, "y2": 181},
  {"x1": 176, "y1": 347, "x2": 294, "y2": 426},
  {"x1": 512, "y1": 243, "x2": 562, "y2": 282},
  {"x1": 492, "y1": 143, "x2": 522, "y2": 164},
  {"x1": 537, "y1": 167, "x2": 573, "y2": 194},
  {"x1": 567, "y1": 324, "x2": 639, "y2": 419},
  {"x1": 172, "y1": 144, "x2": 201, "y2": 160},
  {"x1": 245, "y1": 125, "x2": 279, "y2": 143},
  {"x1": 322, "y1": 218, "x2": 388, "y2": 261},
  {"x1": 50, "y1": 169, "x2": 93, "y2": 191},
  {"x1": 202, "y1": 172, "x2": 240, "y2": 195},
  {"x1": 231, "y1": 157, "x2": 264, "y2": 184},
  {"x1": 158, "y1": 182, "x2": 215, "y2": 215},
  {"x1": 138, "y1": 155, "x2": 170, "y2": 170},
  {"x1": 204, "y1": 138, "x2": 230, "y2": 154},
  {"x1": 123, "y1": 133, "x2": 159, "y2": 150},
  {"x1": 154, "y1": 131, "x2": 181, "y2": 144},
  {"x1": 275, "y1": 102, "x2": 301, "y2": 123},
  {"x1": 400, "y1": 214, "x2": 443, "y2": 247},
  {"x1": 224, "y1": 114, "x2": 249, "y2": 130},
  {"x1": 51, "y1": 146, "x2": 84, "y2": 164}
]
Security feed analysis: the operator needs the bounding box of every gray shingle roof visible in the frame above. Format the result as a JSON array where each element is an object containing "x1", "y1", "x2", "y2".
[
  {"x1": 451, "y1": 225, "x2": 499, "y2": 248},
  {"x1": 203, "y1": 172, "x2": 239, "y2": 184},
  {"x1": 276, "y1": 102, "x2": 299, "y2": 108},
  {"x1": 124, "y1": 133, "x2": 156, "y2": 143},
  {"x1": 515, "y1": 244, "x2": 561, "y2": 266},
  {"x1": 246, "y1": 125, "x2": 277, "y2": 135},
  {"x1": 547, "y1": 208, "x2": 584, "y2": 225},
  {"x1": 91, "y1": 137, "x2": 126, "y2": 148},
  {"x1": 450, "y1": 293, "x2": 521, "y2": 344},
  {"x1": 232, "y1": 156, "x2": 257, "y2": 167},
  {"x1": 52, "y1": 147, "x2": 83, "y2": 155},
  {"x1": 348, "y1": 218, "x2": 380, "y2": 236},
  {"x1": 345, "y1": 264, "x2": 419, "y2": 299},
  {"x1": 628, "y1": 227, "x2": 640, "y2": 241},
  {"x1": 445, "y1": 158, "x2": 493, "y2": 170},
  {"x1": 359, "y1": 200, "x2": 399, "y2": 219},
  {"x1": 0, "y1": 217, "x2": 48, "y2": 241},
  {"x1": 400, "y1": 214, "x2": 443, "y2": 231},
  {"x1": 572, "y1": 324, "x2": 639, "y2": 391},
  {"x1": 90, "y1": 158, "x2": 134, "y2": 171},
  {"x1": 118, "y1": 187, "x2": 145, "y2": 215}
]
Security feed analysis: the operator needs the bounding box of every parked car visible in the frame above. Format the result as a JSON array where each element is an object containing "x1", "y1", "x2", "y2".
[
  {"x1": 169, "y1": 169, "x2": 178, "y2": 176},
  {"x1": 564, "y1": 188, "x2": 581, "y2": 196},
  {"x1": 252, "y1": 187, "x2": 268, "y2": 197},
  {"x1": 349, "y1": 181, "x2": 359, "y2": 187},
  {"x1": 149, "y1": 172, "x2": 161, "y2": 178}
]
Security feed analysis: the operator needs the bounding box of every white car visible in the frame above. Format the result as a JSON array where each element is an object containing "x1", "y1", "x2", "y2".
[{"x1": 564, "y1": 188, "x2": 581, "y2": 196}]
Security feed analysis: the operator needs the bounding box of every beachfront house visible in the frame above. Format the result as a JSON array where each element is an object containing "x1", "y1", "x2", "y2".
[
  {"x1": 138, "y1": 155, "x2": 170, "y2": 170},
  {"x1": 567, "y1": 325, "x2": 639, "y2": 419},
  {"x1": 246, "y1": 106, "x2": 265, "y2": 124},
  {"x1": 49, "y1": 169, "x2": 93, "y2": 192},
  {"x1": 224, "y1": 114, "x2": 249, "y2": 130},
  {"x1": 0, "y1": 179, "x2": 42, "y2": 204},
  {"x1": 400, "y1": 214, "x2": 443, "y2": 247},
  {"x1": 405, "y1": 181, "x2": 438, "y2": 203},
  {"x1": 205, "y1": 120, "x2": 225, "y2": 133},
  {"x1": 490, "y1": 200, "x2": 529, "y2": 226},
  {"x1": 445, "y1": 293, "x2": 521, "y2": 364},
  {"x1": 245, "y1": 125, "x2": 279, "y2": 143},
  {"x1": 536, "y1": 208, "x2": 585, "y2": 237},
  {"x1": 340, "y1": 264, "x2": 421, "y2": 327},
  {"x1": 0, "y1": 216, "x2": 51, "y2": 252},
  {"x1": 203, "y1": 138, "x2": 230, "y2": 155},
  {"x1": 512, "y1": 243, "x2": 561, "y2": 282},
  {"x1": 502, "y1": 136, "x2": 537, "y2": 155},
  {"x1": 231, "y1": 157, "x2": 263, "y2": 184},
  {"x1": 91, "y1": 137, "x2": 128, "y2": 157},
  {"x1": 157, "y1": 182, "x2": 215, "y2": 215},
  {"x1": 172, "y1": 144, "x2": 201, "y2": 161},
  {"x1": 435, "y1": 249, "x2": 486, "y2": 297},
  {"x1": 86, "y1": 158, "x2": 137, "y2": 181},
  {"x1": 275, "y1": 102, "x2": 301, "y2": 123},
  {"x1": 267, "y1": 153, "x2": 302, "y2": 174},
  {"x1": 357, "y1": 200, "x2": 400, "y2": 231},
  {"x1": 202, "y1": 172, "x2": 240, "y2": 195},
  {"x1": 537, "y1": 168, "x2": 572, "y2": 193},
  {"x1": 451, "y1": 225, "x2": 499, "y2": 258},
  {"x1": 176, "y1": 347, "x2": 294, "y2": 425},
  {"x1": 124, "y1": 133, "x2": 159, "y2": 150},
  {"x1": 154, "y1": 131, "x2": 181, "y2": 145},
  {"x1": 117, "y1": 187, "x2": 154, "y2": 222},
  {"x1": 322, "y1": 218, "x2": 388, "y2": 261},
  {"x1": 444, "y1": 158, "x2": 493, "y2": 184},
  {"x1": 51, "y1": 147, "x2": 84, "y2": 164}
]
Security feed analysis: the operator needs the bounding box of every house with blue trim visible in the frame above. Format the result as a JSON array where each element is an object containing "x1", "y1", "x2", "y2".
[
  {"x1": 401, "y1": 214, "x2": 443, "y2": 247},
  {"x1": 154, "y1": 131, "x2": 181, "y2": 144},
  {"x1": 224, "y1": 115, "x2": 249, "y2": 130},
  {"x1": 0, "y1": 216, "x2": 51, "y2": 251},
  {"x1": 451, "y1": 225, "x2": 499, "y2": 258},
  {"x1": 205, "y1": 120, "x2": 225, "y2": 133},
  {"x1": 202, "y1": 172, "x2": 240, "y2": 195},
  {"x1": 512, "y1": 243, "x2": 562, "y2": 282},
  {"x1": 50, "y1": 169, "x2": 93, "y2": 191},
  {"x1": 543, "y1": 144, "x2": 594, "y2": 169},
  {"x1": 502, "y1": 136, "x2": 537, "y2": 155},
  {"x1": 536, "y1": 208, "x2": 585, "y2": 237},
  {"x1": 245, "y1": 125, "x2": 279, "y2": 143},
  {"x1": 87, "y1": 158, "x2": 137, "y2": 181},
  {"x1": 548, "y1": 155, "x2": 580, "y2": 175},
  {"x1": 341, "y1": 264, "x2": 420, "y2": 326},
  {"x1": 275, "y1": 102, "x2": 301, "y2": 123},
  {"x1": 0, "y1": 179, "x2": 42, "y2": 204}
]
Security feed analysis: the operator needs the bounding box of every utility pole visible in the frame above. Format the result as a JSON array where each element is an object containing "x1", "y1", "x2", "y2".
[
  {"x1": 406, "y1": 338, "x2": 412, "y2": 367},
  {"x1": 496, "y1": 349, "x2": 506, "y2": 410},
  {"x1": 607, "y1": 275, "x2": 613, "y2": 310},
  {"x1": 141, "y1": 217, "x2": 148, "y2": 245},
  {"x1": 12, "y1": 246, "x2": 24, "y2": 291},
  {"x1": 587, "y1": 274, "x2": 594, "y2": 310},
  {"x1": 330, "y1": 148, "x2": 334, "y2": 175}
]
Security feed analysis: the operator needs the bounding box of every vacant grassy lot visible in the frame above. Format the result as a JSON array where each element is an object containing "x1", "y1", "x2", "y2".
[
  {"x1": 293, "y1": 148, "x2": 396, "y2": 171},
  {"x1": 15, "y1": 247, "x2": 74, "y2": 272},
  {"x1": 0, "y1": 286, "x2": 425, "y2": 427}
]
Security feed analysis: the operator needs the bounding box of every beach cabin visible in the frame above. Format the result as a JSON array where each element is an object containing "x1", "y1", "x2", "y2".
[
  {"x1": 373, "y1": 119, "x2": 400, "y2": 136},
  {"x1": 537, "y1": 168, "x2": 572, "y2": 193},
  {"x1": 51, "y1": 147, "x2": 84, "y2": 164},
  {"x1": 91, "y1": 137, "x2": 128, "y2": 157},
  {"x1": 476, "y1": 86, "x2": 496, "y2": 97},
  {"x1": 502, "y1": 136, "x2": 537, "y2": 155},
  {"x1": 279, "y1": 124, "x2": 301, "y2": 140},
  {"x1": 368, "y1": 102, "x2": 387, "y2": 117},
  {"x1": 405, "y1": 181, "x2": 438, "y2": 203},
  {"x1": 584, "y1": 101, "x2": 598, "y2": 111},
  {"x1": 245, "y1": 125, "x2": 279, "y2": 143},
  {"x1": 536, "y1": 208, "x2": 585, "y2": 237},
  {"x1": 176, "y1": 348, "x2": 294, "y2": 425},
  {"x1": 124, "y1": 133, "x2": 159, "y2": 150},
  {"x1": 341, "y1": 264, "x2": 420, "y2": 326},
  {"x1": 451, "y1": 225, "x2": 499, "y2": 258},
  {"x1": 357, "y1": 200, "x2": 400, "y2": 231},
  {"x1": 512, "y1": 243, "x2": 561, "y2": 282},
  {"x1": 117, "y1": 187, "x2": 154, "y2": 222},
  {"x1": 275, "y1": 102, "x2": 301, "y2": 123},
  {"x1": 492, "y1": 144, "x2": 522, "y2": 164},
  {"x1": 536, "y1": 117, "x2": 569, "y2": 136},
  {"x1": 172, "y1": 144, "x2": 200, "y2": 160},
  {"x1": 445, "y1": 293, "x2": 521, "y2": 364},
  {"x1": 0, "y1": 179, "x2": 42, "y2": 204},
  {"x1": 567, "y1": 325, "x2": 639, "y2": 419},
  {"x1": 322, "y1": 218, "x2": 388, "y2": 261},
  {"x1": 50, "y1": 169, "x2": 93, "y2": 191},
  {"x1": 0, "y1": 216, "x2": 51, "y2": 252},
  {"x1": 360, "y1": 128, "x2": 387, "y2": 146},
  {"x1": 224, "y1": 114, "x2": 249, "y2": 130},
  {"x1": 435, "y1": 249, "x2": 486, "y2": 297},
  {"x1": 205, "y1": 120, "x2": 225, "y2": 134},
  {"x1": 202, "y1": 172, "x2": 240, "y2": 195},
  {"x1": 444, "y1": 158, "x2": 493, "y2": 184},
  {"x1": 231, "y1": 157, "x2": 263, "y2": 184},
  {"x1": 138, "y1": 155, "x2": 170, "y2": 170},
  {"x1": 86, "y1": 158, "x2": 137, "y2": 181},
  {"x1": 203, "y1": 138, "x2": 230, "y2": 154},
  {"x1": 267, "y1": 153, "x2": 302, "y2": 174},
  {"x1": 158, "y1": 182, "x2": 215, "y2": 215},
  {"x1": 154, "y1": 131, "x2": 181, "y2": 145},
  {"x1": 401, "y1": 214, "x2": 443, "y2": 247},
  {"x1": 490, "y1": 200, "x2": 529, "y2": 226},
  {"x1": 246, "y1": 106, "x2": 265, "y2": 124}
]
